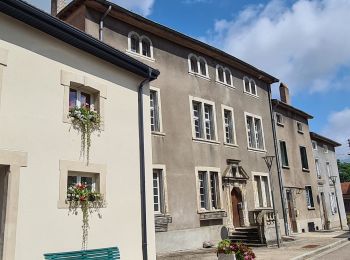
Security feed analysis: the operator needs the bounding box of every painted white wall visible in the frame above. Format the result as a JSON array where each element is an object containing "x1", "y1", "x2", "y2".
[{"x1": 0, "y1": 13, "x2": 156, "y2": 260}]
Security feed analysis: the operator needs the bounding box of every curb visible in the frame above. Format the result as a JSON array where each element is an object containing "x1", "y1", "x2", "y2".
[{"x1": 291, "y1": 238, "x2": 349, "y2": 260}]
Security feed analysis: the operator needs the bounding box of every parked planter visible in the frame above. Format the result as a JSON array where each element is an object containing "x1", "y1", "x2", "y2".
[{"x1": 218, "y1": 254, "x2": 236, "y2": 260}]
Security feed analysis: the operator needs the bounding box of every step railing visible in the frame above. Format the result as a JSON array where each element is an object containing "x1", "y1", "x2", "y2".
[{"x1": 248, "y1": 209, "x2": 277, "y2": 245}]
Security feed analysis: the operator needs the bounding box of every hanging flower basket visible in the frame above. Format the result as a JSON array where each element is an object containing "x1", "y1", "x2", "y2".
[
  {"x1": 217, "y1": 240, "x2": 256, "y2": 260},
  {"x1": 67, "y1": 183, "x2": 104, "y2": 250},
  {"x1": 69, "y1": 105, "x2": 100, "y2": 164}
]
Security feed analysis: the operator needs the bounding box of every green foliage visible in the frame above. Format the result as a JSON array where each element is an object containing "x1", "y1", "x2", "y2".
[
  {"x1": 347, "y1": 215, "x2": 350, "y2": 224},
  {"x1": 217, "y1": 240, "x2": 256, "y2": 259},
  {"x1": 337, "y1": 160, "x2": 350, "y2": 183}
]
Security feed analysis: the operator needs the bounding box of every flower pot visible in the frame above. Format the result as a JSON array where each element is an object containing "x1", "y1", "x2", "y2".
[{"x1": 218, "y1": 254, "x2": 236, "y2": 260}]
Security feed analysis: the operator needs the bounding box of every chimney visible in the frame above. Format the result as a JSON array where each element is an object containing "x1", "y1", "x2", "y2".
[
  {"x1": 51, "y1": 0, "x2": 66, "y2": 16},
  {"x1": 279, "y1": 82, "x2": 291, "y2": 104}
]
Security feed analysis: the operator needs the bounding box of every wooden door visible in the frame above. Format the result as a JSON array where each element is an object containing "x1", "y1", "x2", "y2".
[
  {"x1": 286, "y1": 190, "x2": 298, "y2": 233},
  {"x1": 231, "y1": 188, "x2": 242, "y2": 227}
]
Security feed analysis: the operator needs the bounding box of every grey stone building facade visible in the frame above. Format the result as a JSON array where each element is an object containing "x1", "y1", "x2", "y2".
[
  {"x1": 272, "y1": 83, "x2": 322, "y2": 234},
  {"x1": 310, "y1": 132, "x2": 347, "y2": 229},
  {"x1": 57, "y1": 0, "x2": 284, "y2": 253}
]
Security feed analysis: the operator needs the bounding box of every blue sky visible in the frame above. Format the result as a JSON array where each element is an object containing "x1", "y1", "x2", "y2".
[{"x1": 27, "y1": 0, "x2": 350, "y2": 158}]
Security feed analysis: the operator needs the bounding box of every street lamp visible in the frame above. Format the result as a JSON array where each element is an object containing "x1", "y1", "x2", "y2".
[
  {"x1": 329, "y1": 175, "x2": 343, "y2": 230},
  {"x1": 263, "y1": 155, "x2": 281, "y2": 248}
]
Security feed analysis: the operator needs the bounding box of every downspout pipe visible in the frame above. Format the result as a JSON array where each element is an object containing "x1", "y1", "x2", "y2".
[
  {"x1": 138, "y1": 68, "x2": 153, "y2": 260},
  {"x1": 99, "y1": 5, "x2": 111, "y2": 41},
  {"x1": 268, "y1": 86, "x2": 290, "y2": 236}
]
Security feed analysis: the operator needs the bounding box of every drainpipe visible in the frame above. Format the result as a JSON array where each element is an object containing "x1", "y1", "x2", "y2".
[
  {"x1": 99, "y1": 5, "x2": 112, "y2": 41},
  {"x1": 138, "y1": 68, "x2": 153, "y2": 260},
  {"x1": 268, "y1": 86, "x2": 290, "y2": 236}
]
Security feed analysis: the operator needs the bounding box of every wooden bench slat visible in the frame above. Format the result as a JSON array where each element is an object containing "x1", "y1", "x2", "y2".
[{"x1": 44, "y1": 246, "x2": 120, "y2": 260}]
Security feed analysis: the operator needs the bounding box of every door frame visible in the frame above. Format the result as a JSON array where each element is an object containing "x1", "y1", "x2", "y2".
[
  {"x1": 286, "y1": 190, "x2": 298, "y2": 233},
  {"x1": 231, "y1": 187, "x2": 243, "y2": 227}
]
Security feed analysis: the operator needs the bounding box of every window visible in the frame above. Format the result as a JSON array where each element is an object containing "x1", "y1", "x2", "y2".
[
  {"x1": 245, "y1": 113, "x2": 265, "y2": 150},
  {"x1": 276, "y1": 113, "x2": 284, "y2": 126},
  {"x1": 150, "y1": 88, "x2": 162, "y2": 133},
  {"x1": 222, "y1": 106, "x2": 236, "y2": 145},
  {"x1": 69, "y1": 88, "x2": 93, "y2": 109},
  {"x1": 190, "y1": 97, "x2": 217, "y2": 141},
  {"x1": 188, "y1": 54, "x2": 208, "y2": 78},
  {"x1": 128, "y1": 32, "x2": 154, "y2": 59},
  {"x1": 299, "y1": 146, "x2": 309, "y2": 170},
  {"x1": 326, "y1": 162, "x2": 331, "y2": 177},
  {"x1": 305, "y1": 186, "x2": 315, "y2": 208},
  {"x1": 243, "y1": 76, "x2": 258, "y2": 96},
  {"x1": 297, "y1": 122, "x2": 303, "y2": 133},
  {"x1": 323, "y1": 144, "x2": 329, "y2": 153},
  {"x1": 253, "y1": 174, "x2": 271, "y2": 208},
  {"x1": 197, "y1": 169, "x2": 221, "y2": 211},
  {"x1": 216, "y1": 65, "x2": 233, "y2": 87},
  {"x1": 312, "y1": 141, "x2": 317, "y2": 150},
  {"x1": 152, "y1": 165, "x2": 168, "y2": 215},
  {"x1": 67, "y1": 172, "x2": 97, "y2": 193},
  {"x1": 279, "y1": 141, "x2": 289, "y2": 167},
  {"x1": 315, "y1": 159, "x2": 321, "y2": 179},
  {"x1": 330, "y1": 192, "x2": 337, "y2": 215}
]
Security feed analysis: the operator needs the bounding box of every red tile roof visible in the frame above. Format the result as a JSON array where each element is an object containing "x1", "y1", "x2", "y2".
[{"x1": 341, "y1": 182, "x2": 350, "y2": 195}]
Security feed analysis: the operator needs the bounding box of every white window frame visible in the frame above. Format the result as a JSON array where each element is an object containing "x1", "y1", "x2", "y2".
[
  {"x1": 275, "y1": 113, "x2": 284, "y2": 126},
  {"x1": 188, "y1": 54, "x2": 210, "y2": 79},
  {"x1": 67, "y1": 172, "x2": 97, "y2": 192},
  {"x1": 69, "y1": 87, "x2": 96, "y2": 109},
  {"x1": 243, "y1": 76, "x2": 258, "y2": 97},
  {"x1": 221, "y1": 105, "x2": 237, "y2": 146},
  {"x1": 323, "y1": 144, "x2": 329, "y2": 153},
  {"x1": 305, "y1": 185, "x2": 315, "y2": 209},
  {"x1": 326, "y1": 162, "x2": 331, "y2": 178},
  {"x1": 296, "y1": 121, "x2": 303, "y2": 134},
  {"x1": 152, "y1": 164, "x2": 169, "y2": 215},
  {"x1": 315, "y1": 158, "x2": 321, "y2": 179},
  {"x1": 189, "y1": 96, "x2": 218, "y2": 143},
  {"x1": 279, "y1": 140, "x2": 289, "y2": 168},
  {"x1": 252, "y1": 172, "x2": 273, "y2": 209},
  {"x1": 150, "y1": 86, "x2": 164, "y2": 134},
  {"x1": 312, "y1": 141, "x2": 318, "y2": 151},
  {"x1": 244, "y1": 112, "x2": 266, "y2": 152},
  {"x1": 195, "y1": 167, "x2": 223, "y2": 212},
  {"x1": 329, "y1": 192, "x2": 337, "y2": 215},
  {"x1": 127, "y1": 31, "x2": 155, "y2": 61},
  {"x1": 216, "y1": 65, "x2": 233, "y2": 88}
]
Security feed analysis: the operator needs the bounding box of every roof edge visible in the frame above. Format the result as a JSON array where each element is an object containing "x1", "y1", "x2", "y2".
[
  {"x1": 310, "y1": 132, "x2": 341, "y2": 147},
  {"x1": 272, "y1": 99, "x2": 313, "y2": 119}
]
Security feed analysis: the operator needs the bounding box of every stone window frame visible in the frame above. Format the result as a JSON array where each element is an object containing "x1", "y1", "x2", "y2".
[
  {"x1": 194, "y1": 166, "x2": 224, "y2": 213},
  {"x1": 0, "y1": 47, "x2": 8, "y2": 110},
  {"x1": 216, "y1": 64, "x2": 234, "y2": 88},
  {"x1": 221, "y1": 104, "x2": 238, "y2": 147},
  {"x1": 187, "y1": 53, "x2": 210, "y2": 80},
  {"x1": 58, "y1": 160, "x2": 107, "y2": 209},
  {"x1": 127, "y1": 31, "x2": 155, "y2": 62},
  {"x1": 244, "y1": 111, "x2": 266, "y2": 152},
  {"x1": 243, "y1": 76, "x2": 259, "y2": 98},
  {"x1": 252, "y1": 171, "x2": 273, "y2": 210},
  {"x1": 152, "y1": 164, "x2": 169, "y2": 216},
  {"x1": 150, "y1": 86, "x2": 165, "y2": 136},
  {"x1": 60, "y1": 70, "x2": 107, "y2": 129}
]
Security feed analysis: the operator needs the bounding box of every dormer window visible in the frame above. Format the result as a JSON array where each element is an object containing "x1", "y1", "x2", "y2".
[
  {"x1": 216, "y1": 65, "x2": 233, "y2": 87},
  {"x1": 188, "y1": 54, "x2": 209, "y2": 78},
  {"x1": 243, "y1": 76, "x2": 258, "y2": 96},
  {"x1": 128, "y1": 32, "x2": 154, "y2": 60}
]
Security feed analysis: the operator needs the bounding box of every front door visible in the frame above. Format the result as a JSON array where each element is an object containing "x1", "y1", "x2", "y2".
[
  {"x1": 231, "y1": 188, "x2": 242, "y2": 227},
  {"x1": 286, "y1": 190, "x2": 298, "y2": 233}
]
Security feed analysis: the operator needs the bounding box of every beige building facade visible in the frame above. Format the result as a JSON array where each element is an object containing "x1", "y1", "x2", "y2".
[
  {"x1": 58, "y1": 0, "x2": 284, "y2": 253},
  {"x1": 0, "y1": 1, "x2": 159, "y2": 259},
  {"x1": 273, "y1": 84, "x2": 322, "y2": 234}
]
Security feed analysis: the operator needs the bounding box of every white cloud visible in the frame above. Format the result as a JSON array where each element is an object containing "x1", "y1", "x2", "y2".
[
  {"x1": 182, "y1": 0, "x2": 212, "y2": 4},
  {"x1": 322, "y1": 108, "x2": 350, "y2": 160},
  {"x1": 205, "y1": 0, "x2": 350, "y2": 94},
  {"x1": 113, "y1": 0, "x2": 155, "y2": 16}
]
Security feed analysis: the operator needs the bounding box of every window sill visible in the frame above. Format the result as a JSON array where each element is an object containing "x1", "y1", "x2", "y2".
[
  {"x1": 193, "y1": 138, "x2": 220, "y2": 145},
  {"x1": 215, "y1": 80, "x2": 235, "y2": 89},
  {"x1": 152, "y1": 131, "x2": 166, "y2": 137},
  {"x1": 224, "y1": 142, "x2": 239, "y2": 148},
  {"x1": 247, "y1": 147, "x2": 266, "y2": 153},
  {"x1": 125, "y1": 49, "x2": 155, "y2": 62},
  {"x1": 243, "y1": 91, "x2": 259, "y2": 99},
  {"x1": 277, "y1": 122, "x2": 284, "y2": 127},
  {"x1": 307, "y1": 207, "x2": 315, "y2": 210},
  {"x1": 64, "y1": 117, "x2": 105, "y2": 131},
  {"x1": 302, "y1": 168, "x2": 310, "y2": 172},
  {"x1": 188, "y1": 71, "x2": 210, "y2": 81},
  {"x1": 282, "y1": 165, "x2": 290, "y2": 169},
  {"x1": 57, "y1": 200, "x2": 107, "y2": 209},
  {"x1": 297, "y1": 130, "x2": 304, "y2": 134},
  {"x1": 254, "y1": 207, "x2": 273, "y2": 211},
  {"x1": 198, "y1": 210, "x2": 227, "y2": 220}
]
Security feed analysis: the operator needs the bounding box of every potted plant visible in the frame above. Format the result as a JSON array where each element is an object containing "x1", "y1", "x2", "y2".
[{"x1": 217, "y1": 239, "x2": 256, "y2": 260}]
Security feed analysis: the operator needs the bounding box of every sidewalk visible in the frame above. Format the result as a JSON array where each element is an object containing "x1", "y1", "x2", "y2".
[{"x1": 157, "y1": 230, "x2": 349, "y2": 260}]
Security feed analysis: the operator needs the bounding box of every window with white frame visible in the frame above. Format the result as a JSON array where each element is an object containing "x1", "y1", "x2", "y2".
[
  {"x1": 323, "y1": 144, "x2": 329, "y2": 153},
  {"x1": 330, "y1": 192, "x2": 337, "y2": 214},
  {"x1": 312, "y1": 141, "x2": 318, "y2": 150},
  {"x1": 315, "y1": 159, "x2": 321, "y2": 179},
  {"x1": 191, "y1": 97, "x2": 217, "y2": 141},
  {"x1": 243, "y1": 76, "x2": 257, "y2": 96},
  {"x1": 326, "y1": 162, "x2": 331, "y2": 177},
  {"x1": 153, "y1": 169, "x2": 163, "y2": 213},
  {"x1": 216, "y1": 65, "x2": 233, "y2": 87},
  {"x1": 188, "y1": 54, "x2": 208, "y2": 78},
  {"x1": 150, "y1": 88, "x2": 162, "y2": 133},
  {"x1": 253, "y1": 174, "x2": 271, "y2": 208},
  {"x1": 297, "y1": 122, "x2": 303, "y2": 133},
  {"x1": 67, "y1": 171, "x2": 98, "y2": 192},
  {"x1": 128, "y1": 32, "x2": 154, "y2": 59},
  {"x1": 279, "y1": 140, "x2": 289, "y2": 168},
  {"x1": 276, "y1": 113, "x2": 284, "y2": 126},
  {"x1": 305, "y1": 186, "x2": 315, "y2": 208},
  {"x1": 197, "y1": 170, "x2": 221, "y2": 211},
  {"x1": 69, "y1": 88, "x2": 96, "y2": 110},
  {"x1": 222, "y1": 106, "x2": 236, "y2": 145},
  {"x1": 299, "y1": 146, "x2": 309, "y2": 170},
  {"x1": 245, "y1": 113, "x2": 265, "y2": 150}
]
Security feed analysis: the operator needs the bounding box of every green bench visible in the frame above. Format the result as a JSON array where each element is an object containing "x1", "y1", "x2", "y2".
[{"x1": 44, "y1": 246, "x2": 120, "y2": 259}]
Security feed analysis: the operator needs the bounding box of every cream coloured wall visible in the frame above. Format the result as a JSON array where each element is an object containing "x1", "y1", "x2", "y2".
[{"x1": 0, "y1": 13, "x2": 156, "y2": 260}]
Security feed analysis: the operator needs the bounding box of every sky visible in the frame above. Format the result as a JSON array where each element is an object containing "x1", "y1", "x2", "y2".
[{"x1": 27, "y1": 0, "x2": 350, "y2": 159}]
